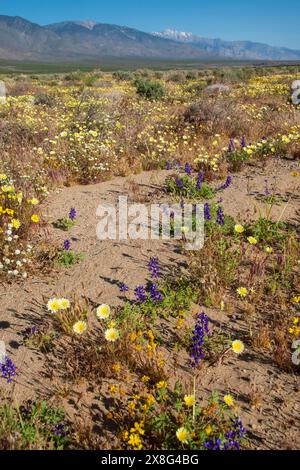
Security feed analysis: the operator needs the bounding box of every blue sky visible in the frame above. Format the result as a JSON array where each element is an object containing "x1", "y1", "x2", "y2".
[{"x1": 1, "y1": 0, "x2": 299, "y2": 49}]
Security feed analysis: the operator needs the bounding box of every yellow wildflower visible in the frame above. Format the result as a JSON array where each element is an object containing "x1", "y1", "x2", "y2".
[
  {"x1": 237, "y1": 287, "x2": 249, "y2": 298},
  {"x1": 176, "y1": 427, "x2": 189, "y2": 444},
  {"x1": 73, "y1": 321, "x2": 87, "y2": 335},
  {"x1": 156, "y1": 381, "x2": 167, "y2": 389},
  {"x1": 235, "y1": 224, "x2": 244, "y2": 234},
  {"x1": 232, "y1": 340, "x2": 245, "y2": 355},
  {"x1": 47, "y1": 298, "x2": 61, "y2": 313},
  {"x1": 205, "y1": 424, "x2": 213, "y2": 436},
  {"x1": 184, "y1": 395, "x2": 196, "y2": 407},
  {"x1": 12, "y1": 219, "x2": 21, "y2": 229},
  {"x1": 105, "y1": 328, "x2": 119, "y2": 342},
  {"x1": 58, "y1": 298, "x2": 70, "y2": 310},
  {"x1": 96, "y1": 304, "x2": 111, "y2": 320},
  {"x1": 224, "y1": 395, "x2": 234, "y2": 407},
  {"x1": 31, "y1": 214, "x2": 39, "y2": 223}
]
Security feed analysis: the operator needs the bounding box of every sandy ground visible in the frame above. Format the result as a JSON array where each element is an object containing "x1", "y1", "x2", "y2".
[{"x1": 0, "y1": 157, "x2": 299, "y2": 449}]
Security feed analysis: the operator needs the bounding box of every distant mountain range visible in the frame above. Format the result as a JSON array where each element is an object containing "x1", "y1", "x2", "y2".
[
  {"x1": 153, "y1": 29, "x2": 300, "y2": 61},
  {"x1": 0, "y1": 15, "x2": 299, "y2": 62}
]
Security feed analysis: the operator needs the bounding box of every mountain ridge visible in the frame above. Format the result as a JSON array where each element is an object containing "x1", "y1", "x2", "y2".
[
  {"x1": 0, "y1": 15, "x2": 299, "y2": 62},
  {"x1": 153, "y1": 29, "x2": 300, "y2": 60}
]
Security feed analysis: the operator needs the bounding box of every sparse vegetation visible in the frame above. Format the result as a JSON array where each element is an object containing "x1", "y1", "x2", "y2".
[{"x1": 0, "y1": 64, "x2": 299, "y2": 451}]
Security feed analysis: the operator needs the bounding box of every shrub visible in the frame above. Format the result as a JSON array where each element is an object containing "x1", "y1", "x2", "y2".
[
  {"x1": 113, "y1": 71, "x2": 132, "y2": 81},
  {"x1": 33, "y1": 93, "x2": 56, "y2": 107},
  {"x1": 168, "y1": 72, "x2": 186, "y2": 83},
  {"x1": 57, "y1": 250, "x2": 85, "y2": 268},
  {"x1": 134, "y1": 78, "x2": 165, "y2": 101},
  {"x1": 0, "y1": 399, "x2": 70, "y2": 450}
]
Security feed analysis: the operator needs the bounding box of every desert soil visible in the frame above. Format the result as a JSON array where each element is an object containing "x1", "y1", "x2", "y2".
[{"x1": 0, "y1": 156, "x2": 299, "y2": 450}]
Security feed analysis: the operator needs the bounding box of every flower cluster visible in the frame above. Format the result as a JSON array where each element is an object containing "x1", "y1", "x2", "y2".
[
  {"x1": 148, "y1": 257, "x2": 161, "y2": 279},
  {"x1": 134, "y1": 285, "x2": 147, "y2": 304},
  {"x1": 47, "y1": 298, "x2": 70, "y2": 313},
  {"x1": 0, "y1": 173, "x2": 43, "y2": 279},
  {"x1": 0, "y1": 355, "x2": 17, "y2": 383},
  {"x1": 190, "y1": 312, "x2": 209, "y2": 367},
  {"x1": 204, "y1": 418, "x2": 247, "y2": 451}
]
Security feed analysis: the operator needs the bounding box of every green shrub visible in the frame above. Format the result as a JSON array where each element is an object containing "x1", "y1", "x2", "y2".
[
  {"x1": 168, "y1": 72, "x2": 185, "y2": 83},
  {"x1": 0, "y1": 399, "x2": 70, "y2": 450},
  {"x1": 134, "y1": 78, "x2": 165, "y2": 100},
  {"x1": 33, "y1": 93, "x2": 56, "y2": 107},
  {"x1": 57, "y1": 250, "x2": 85, "y2": 267},
  {"x1": 113, "y1": 71, "x2": 132, "y2": 81}
]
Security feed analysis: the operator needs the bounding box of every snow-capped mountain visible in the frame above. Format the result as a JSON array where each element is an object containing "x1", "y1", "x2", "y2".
[
  {"x1": 153, "y1": 29, "x2": 300, "y2": 60},
  {"x1": 153, "y1": 29, "x2": 197, "y2": 42}
]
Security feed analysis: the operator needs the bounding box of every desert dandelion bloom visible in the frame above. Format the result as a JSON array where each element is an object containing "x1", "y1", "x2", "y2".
[
  {"x1": 184, "y1": 395, "x2": 196, "y2": 407},
  {"x1": 224, "y1": 395, "x2": 234, "y2": 407},
  {"x1": 29, "y1": 198, "x2": 39, "y2": 205},
  {"x1": 237, "y1": 287, "x2": 248, "y2": 298},
  {"x1": 247, "y1": 236, "x2": 257, "y2": 245},
  {"x1": 235, "y1": 224, "x2": 244, "y2": 234},
  {"x1": 156, "y1": 381, "x2": 168, "y2": 389},
  {"x1": 58, "y1": 298, "x2": 70, "y2": 310},
  {"x1": 232, "y1": 340, "x2": 245, "y2": 355},
  {"x1": 47, "y1": 298, "x2": 61, "y2": 313},
  {"x1": 105, "y1": 328, "x2": 119, "y2": 342},
  {"x1": 96, "y1": 304, "x2": 111, "y2": 320},
  {"x1": 73, "y1": 321, "x2": 87, "y2": 335},
  {"x1": 31, "y1": 214, "x2": 39, "y2": 223},
  {"x1": 12, "y1": 219, "x2": 21, "y2": 229},
  {"x1": 176, "y1": 427, "x2": 189, "y2": 444}
]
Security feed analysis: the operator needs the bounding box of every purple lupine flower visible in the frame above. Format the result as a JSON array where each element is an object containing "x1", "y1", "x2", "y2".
[
  {"x1": 196, "y1": 172, "x2": 204, "y2": 191},
  {"x1": 20, "y1": 402, "x2": 33, "y2": 420},
  {"x1": 262, "y1": 135, "x2": 267, "y2": 141},
  {"x1": 175, "y1": 177, "x2": 184, "y2": 189},
  {"x1": 204, "y1": 438, "x2": 223, "y2": 451},
  {"x1": 166, "y1": 160, "x2": 172, "y2": 170},
  {"x1": 148, "y1": 257, "x2": 161, "y2": 279},
  {"x1": 230, "y1": 418, "x2": 247, "y2": 439},
  {"x1": 228, "y1": 138, "x2": 235, "y2": 152},
  {"x1": 264, "y1": 179, "x2": 270, "y2": 196},
  {"x1": 184, "y1": 162, "x2": 192, "y2": 176},
  {"x1": 53, "y1": 423, "x2": 68, "y2": 437},
  {"x1": 224, "y1": 418, "x2": 247, "y2": 450},
  {"x1": 64, "y1": 239, "x2": 71, "y2": 251},
  {"x1": 217, "y1": 206, "x2": 225, "y2": 226},
  {"x1": 134, "y1": 285, "x2": 147, "y2": 303},
  {"x1": 119, "y1": 282, "x2": 129, "y2": 293},
  {"x1": 180, "y1": 200, "x2": 185, "y2": 209},
  {"x1": 204, "y1": 418, "x2": 246, "y2": 451},
  {"x1": 190, "y1": 312, "x2": 209, "y2": 368},
  {"x1": 149, "y1": 283, "x2": 164, "y2": 303},
  {"x1": 204, "y1": 203, "x2": 211, "y2": 221},
  {"x1": 31, "y1": 326, "x2": 38, "y2": 335},
  {"x1": 0, "y1": 356, "x2": 17, "y2": 383},
  {"x1": 69, "y1": 208, "x2": 76, "y2": 221},
  {"x1": 219, "y1": 176, "x2": 232, "y2": 191},
  {"x1": 241, "y1": 135, "x2": 246, "y2": 148}
]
